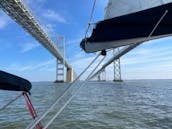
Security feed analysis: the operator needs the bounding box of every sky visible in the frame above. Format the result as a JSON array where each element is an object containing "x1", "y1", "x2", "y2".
[{"x1": 0, "y1": 0, "x2": 172, "y2": 81}]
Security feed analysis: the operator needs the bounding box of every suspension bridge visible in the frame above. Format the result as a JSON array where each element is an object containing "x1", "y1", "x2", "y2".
[
  {"x1": 0, "y1": 0, "x2": 128, "y2": 83},
  {"x1": 0, "y1": 0, "x2": 168, "y2": 83},
  {"x1": 0, "y1": 0, "x2": 154, "y2": 82},
  {"x1": 0, "y1": 0, "x2": 74, "y2": 82},
  {"x1": 1, "y1": 0, "x2": 171, "y2": 129}
]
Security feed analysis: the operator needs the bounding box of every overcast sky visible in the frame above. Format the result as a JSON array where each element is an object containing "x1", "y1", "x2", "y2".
[{"x1": 0, "y1": 0, "x2": 172, "y2": 81}]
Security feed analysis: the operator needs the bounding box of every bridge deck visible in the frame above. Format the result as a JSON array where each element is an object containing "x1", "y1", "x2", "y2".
[{"x1": 0, "y1": 0, "x2": 71, "y2": 69}]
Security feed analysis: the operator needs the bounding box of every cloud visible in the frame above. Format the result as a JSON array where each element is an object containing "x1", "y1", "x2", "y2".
[
  {"x1": 23, "y1": 1, "x2": 59, "y2": 38},
  {"x1": 6, "y1": 59, "x2": 56, "y2": 72},
  {"x1": 118, "y1": 43, "x2": 172, "y2": 79},
  {"x1": 122, "y1": 64, "x2": 172, "y2": 80},
  {"x1": 66, "y1": 38, "x2": 81, "y2": 45},
  {"x1": 1, "y1": 59, "x2": 56, "y2": 81},
  {"x1": 42, "y1": 10, "x2": 67, "y2": 23},
  {"x1": 69, "y1": 51, "x2": 108, "y2": 80},
  {"x1": 20, "y1": 42, "x2": 40, "y2": 53},
  {"x1": 41, "y1": 23, "x2": 57, "y2": 38},
  {"x1": 0, "y1": 11, "x2": 11, "y2": 29},
  {"x1": 103, "y1": 58, "x2": 172, "y2": 80},
  {"x1": 80, "y1": 42, "x2": 172, "y2": 80},
  {"x1": 122, "y1": 44, "x2": 172, "y2": 65},
  {"x1": 0, "y1": 18, "x2": 7, "y2": 29},
  {"x1": 24, "y1": 1, "x2": 66, "y2": 37}
]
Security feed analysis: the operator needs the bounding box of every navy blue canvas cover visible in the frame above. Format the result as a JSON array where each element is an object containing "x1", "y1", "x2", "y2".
[
  {"x1": 0, "y1": 70, "x2": 32, "y2": 92},
  {"x1": 81, "y1": 2, "x2": 172, "y2": 52}
]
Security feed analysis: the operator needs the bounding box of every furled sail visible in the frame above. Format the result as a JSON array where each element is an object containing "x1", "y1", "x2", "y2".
[{"x1": 80, "y1": 0, "x2": 172, "y2": 53}]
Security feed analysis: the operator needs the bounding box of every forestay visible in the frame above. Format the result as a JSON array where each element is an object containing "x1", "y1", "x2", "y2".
[{"x1": 81, "y1": 0, "x2": 172, "y2": 53}]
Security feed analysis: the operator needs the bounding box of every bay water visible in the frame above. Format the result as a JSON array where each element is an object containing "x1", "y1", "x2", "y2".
[{"x1": 0, "y1": 80, "x2": 172, "y2": 129}]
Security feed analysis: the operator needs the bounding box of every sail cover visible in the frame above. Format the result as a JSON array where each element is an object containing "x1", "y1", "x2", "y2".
[
  {"x1": 0, "y1": 71, "x2": 32, "y2": 92},
  {"x1": 80, "y1": 0, "x2": 172, "y2": 53}
]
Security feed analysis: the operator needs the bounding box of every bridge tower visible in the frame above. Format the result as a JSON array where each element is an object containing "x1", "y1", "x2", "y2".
[
  {"x1": 113, "y1": 49, "x2": 122, "y2": 82},
  {"x1": 97, "y1": 69, "x2": 106, "y2": 81},
  {"x1": 55, "y1": 36, "x2": 65, "y2": 83}
]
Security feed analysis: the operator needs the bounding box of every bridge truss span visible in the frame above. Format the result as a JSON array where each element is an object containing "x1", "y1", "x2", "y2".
[{"x1": 0, "y1": 0, "x2": 71, "y2": 69}]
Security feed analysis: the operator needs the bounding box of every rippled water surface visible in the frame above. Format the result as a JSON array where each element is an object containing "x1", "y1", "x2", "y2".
[{"x1": 0, "y1": 80, "x2": 172, "y2": 129}]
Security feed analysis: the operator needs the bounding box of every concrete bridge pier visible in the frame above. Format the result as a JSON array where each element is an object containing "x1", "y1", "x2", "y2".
[
  {"x1": 66, "y1": 68, "x2": 74, "y2": 83},
  {"x1": 55, "y1": 65, "x2": 74, "y2": 83}
]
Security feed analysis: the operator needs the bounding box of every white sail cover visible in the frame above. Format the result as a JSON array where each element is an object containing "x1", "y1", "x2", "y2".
[{"x1": 105, "y1": 0, "x2": 172, "y2": 19}]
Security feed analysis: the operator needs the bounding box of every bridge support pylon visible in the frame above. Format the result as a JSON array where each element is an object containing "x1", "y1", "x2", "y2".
[
  {"x1": 113, "y1": 49, "x2": 122, "y2": 82},
  {"x1": 97, "y1": 69, "x2": 106, "y2": 81},
  {"x1": 54, "y1": 35, "x2": 66, "y2": 83},
  {"x1": 55, "y1": 59, "x2": 65, "y2": 83}
]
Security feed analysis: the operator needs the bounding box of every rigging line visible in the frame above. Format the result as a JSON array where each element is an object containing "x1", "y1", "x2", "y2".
[
  {"x1": 43, "y1": 54, "x2": 106, "y2": 129},
  {"x1": 87, "y1": 56, "x2": 106, "y2": 80},
  {"x1": 28, "y1": 8, "x2": 168, "y2": 129},
  {"x1": 0, "y1": 93, "x2": 23, "y2": 111},
  {"x1": 136, "y1": 10, "x2": 168, "y2": 47},
  {"x1": 26, "y1": 52, "x2": 101, "y2": 129},
  {"x1": 146, "y1": 10, "x2": 168, "y2": 40},
  {"x1": 89, "y1": 0, "x2": 97, "y2": 24},
  {"x1": 85, "y1": 0, "x2": 97, "y2": 38},
  {"x1": 42, "y1": 13, "x2": 168, "y2": 129},
  {"x1": 43, "y1": 84, "x2": 83, "y2": 129},
  {"x1": 68, "y1": 52, "x2": 101, "y2": 87},
  {"x1": 133, "y1": 10, "x2": 168, "y2": 49},
  {"x1": 89, "y1": 10, "x2": 168, "y2": 80}
]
